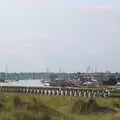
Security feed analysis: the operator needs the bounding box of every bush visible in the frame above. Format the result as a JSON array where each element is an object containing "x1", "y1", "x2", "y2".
[
  {"x1": 14, "y1": 111, "x2": 52, "y2": 120},
  {"x1": 112, "y1": 115, "x2": 120, "y2": 120},
  {"x1": 71, "y1": 98, "x2": 116, "y2": 114},
  {"x1": 13, "y1": 96, "x2": 22, "y2": 107}
]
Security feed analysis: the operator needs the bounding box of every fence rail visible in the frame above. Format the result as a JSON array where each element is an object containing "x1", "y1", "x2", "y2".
[{"x1": 0, "y1": 86, "x2": 119, "y2": 98}]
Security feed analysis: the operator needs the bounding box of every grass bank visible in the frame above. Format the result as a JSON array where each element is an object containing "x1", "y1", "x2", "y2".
[{"x1": 0, "y1": 93, "x2": 120, "y2": 120}]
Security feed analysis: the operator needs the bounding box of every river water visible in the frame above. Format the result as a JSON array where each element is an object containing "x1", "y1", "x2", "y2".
[{"x1": 0, "y1": 79, "x2": 50, "y2": 87}]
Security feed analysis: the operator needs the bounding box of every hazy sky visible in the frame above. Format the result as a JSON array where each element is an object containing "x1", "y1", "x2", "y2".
[{"x1": 0, "y1": 0, "x2": 120, "y2": 73}]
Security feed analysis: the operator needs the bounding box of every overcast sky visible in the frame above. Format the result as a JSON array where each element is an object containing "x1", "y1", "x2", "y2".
[{"x1": 0, "y1": 0, "x2": 120, "y2": 73}]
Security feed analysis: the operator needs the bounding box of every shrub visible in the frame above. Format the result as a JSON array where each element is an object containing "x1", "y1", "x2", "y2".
[
  {"x1": 13, "y1": 96, "x2": 22, "y2": 107},
  {"x1": 71, "y1": 98, "x2": 116, "y2": 114},
  {"x1": 14, "y1": 111, "x2": 52, "y2": 120}
]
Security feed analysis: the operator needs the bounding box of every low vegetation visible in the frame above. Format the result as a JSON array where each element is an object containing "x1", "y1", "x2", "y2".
[
  {"x1": 0, "y1": 93, "x2": 120, "y2": 120},
  {"x1": 71, "y1": 98, "x2": 116, "y2": 114}
]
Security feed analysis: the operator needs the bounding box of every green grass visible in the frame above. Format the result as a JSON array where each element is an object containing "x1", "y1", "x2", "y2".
[{"x1": 0, "y1": 93, "x2": 120, "y2": 120}]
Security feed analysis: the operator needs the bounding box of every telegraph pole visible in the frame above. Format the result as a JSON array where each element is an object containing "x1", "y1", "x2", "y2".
[
  {"x1": 5, "y1": 64, "x2": 8, "y2": 81},
  {"x1": 59, "y1": 68, "x2": 62, "y2": 73},
  {"x1": 87, "y1": 65, "x2": 91, "y2": 87},
  {"x1": 46, "y1": 68, "x2": 50, "y2": 81}
]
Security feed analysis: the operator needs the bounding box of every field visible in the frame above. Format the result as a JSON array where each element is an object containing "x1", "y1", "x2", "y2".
[{"x1": 0, "y1": 93, "x2": 120, "y2": 120}]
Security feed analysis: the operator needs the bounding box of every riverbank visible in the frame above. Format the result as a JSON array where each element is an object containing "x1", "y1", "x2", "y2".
[{"x1": 0, "y1": 93, "x2": 120, "y2": 120}]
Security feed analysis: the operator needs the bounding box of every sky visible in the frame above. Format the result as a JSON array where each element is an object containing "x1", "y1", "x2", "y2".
[{"x1": 0, "y1": 0, "x2": 120, "y2": 73}]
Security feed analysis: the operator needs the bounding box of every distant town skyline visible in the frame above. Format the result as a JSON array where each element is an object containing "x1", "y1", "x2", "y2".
[{"x1": 0, "y1": 0, "x2": 120, "y2": 72}]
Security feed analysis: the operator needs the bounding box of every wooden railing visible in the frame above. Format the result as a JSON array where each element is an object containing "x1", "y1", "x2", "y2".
[{"x1": 0, "y1": 86, "x2": 117, "y2": 97}]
